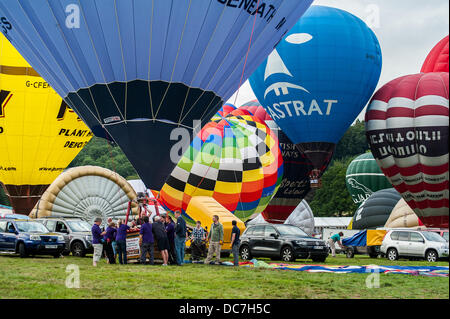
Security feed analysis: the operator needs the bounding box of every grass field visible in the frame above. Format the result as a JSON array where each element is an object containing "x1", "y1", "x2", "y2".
[{"x1": 0, "y1": 253, "x2": 448, "y2": 299}]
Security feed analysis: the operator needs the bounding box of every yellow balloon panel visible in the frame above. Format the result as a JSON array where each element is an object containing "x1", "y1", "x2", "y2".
[{"x1": 0, "y1": 34, "x2": 92, "y2": 186}]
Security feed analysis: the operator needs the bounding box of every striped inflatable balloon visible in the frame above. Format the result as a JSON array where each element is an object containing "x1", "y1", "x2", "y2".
[
  {"x1": 160, "y1": 113, "x2": 283, "y2": 221},
  {"x1": 365, "y1": 72, "x2": 449, "y2": 228}
]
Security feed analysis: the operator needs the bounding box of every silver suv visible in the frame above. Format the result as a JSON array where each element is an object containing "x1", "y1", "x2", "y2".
[
  {"x1": 36, "y1": 218, "x2": 93, "y2": 257},
  {"x1": 380, "y1": 229, "x2": 449, "y2": 262}
]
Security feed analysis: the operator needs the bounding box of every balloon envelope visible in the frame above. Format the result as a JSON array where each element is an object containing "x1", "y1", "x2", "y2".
[
  {"x1": 384, "y1": 198, "x2": 423, "y2": 228},
  {"x1": 421, "y1": 36, "x2": 449, "y2": 73},
  {"x1": 0, "y1": 34, "x2": 92, "y2": 215},
  {"x1": 238, "y1": 100, "x2": 312, "y2": 223},
  {"x1": 365, "y1": 72, "x2": 449, "y2": 228},
  {"x1": 249, "y1": 5, "x2": 382, "y2": 177},
  {"x1": 160, "y1": 113, "x2": 283, "y2": 221},
  {"x1": 350, "y1": 188, "x2": 401, "y2": 230},
  {"x1": 346, "y1": 152, "x2": 392, "y2": 205},
  {"x1": 0, "y1": 0, "x2": 313, "y2": 190}
]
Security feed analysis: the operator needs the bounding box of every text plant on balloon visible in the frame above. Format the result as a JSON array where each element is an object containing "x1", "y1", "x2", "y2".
[
  {"x1": 249, "y1": 5, "x2": 382, "y2": 185},
  {"x1": 0, "y1": 0, "x2": 313, "y2": 191},
  {"x1": 365, "y1": 72, "x2": 449, "y2": 228},
  {"x1": 0, "y1": 34, "x2": 92, "y2": 215}
]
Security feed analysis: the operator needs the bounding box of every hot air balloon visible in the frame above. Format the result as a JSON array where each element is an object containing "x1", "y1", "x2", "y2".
[
  {"x1": 384, "y1": 198, "x2": 423, "y2": 229},
  {"x1": 30, "y1": 166, "x2": 138, "y2": 223},
  {"x1": 0, "y1": 34, "x2": 92, "y2": 215},
  {"x1": 0, "y1": 0, "x2": 313, "y2": 191},
  {"x1": 210, "y1": 103, "x2": 237, "y2": 121},
  {"x1": 349, "y1": 188, "x2": 401, "y2": 230},
  {"x1": 237, "y1": 100, "x2": 312, "y2": 223},
  {"x1": 365, "y1": 72, "x2": 449, "y2": 228},
  {"x1": 160, "y1": 113, "x2": 283, "y2": 221},
  {"x1": 249, "y1": 5, "x2": 382, "y2": 185},
  {"x1": 346, "y1": 152, "x2": 392, "y2": 204},
  {"x1": 248, "y1": 199, "x2": 314, "y2": 236},
  {"x1": 421, "y1": 36, "x2": 449, "y2": 73}
]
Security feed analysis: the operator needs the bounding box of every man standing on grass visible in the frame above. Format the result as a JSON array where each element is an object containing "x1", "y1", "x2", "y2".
[
  {"x1": 204, "y1": 215, "x2": 224, "y2": 265},
  {"x1": 92, "y1": 217, "x2": 106, "y2": 267},
  {"x1": 139, "y1": 216, "x2": 154, "y2": 265},
  {"x1": 329, "y1": 231, "x2": 345, "y2": 257},
  {"x1": 230, "y1": 220, "x2": 241, "y2": 266},
  {"x1": 174, "y1": 210, "x2": 187, "y2": 266}
]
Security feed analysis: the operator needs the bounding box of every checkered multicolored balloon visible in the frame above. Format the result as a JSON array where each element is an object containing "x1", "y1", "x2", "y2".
[{"x1": 160, "y1": 113, "x2": 283, "y2": 221}]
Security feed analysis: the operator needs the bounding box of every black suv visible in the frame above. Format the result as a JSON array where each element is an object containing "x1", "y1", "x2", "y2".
[{"x1": 239, "y1": 224, "x2": 329, "y2": 262}]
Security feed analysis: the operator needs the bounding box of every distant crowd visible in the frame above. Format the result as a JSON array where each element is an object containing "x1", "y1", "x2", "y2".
[{"x1": 91, "y1": 212, "x2": 241, "y2": 267}]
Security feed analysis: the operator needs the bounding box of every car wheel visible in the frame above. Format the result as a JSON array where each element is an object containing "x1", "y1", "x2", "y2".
[
  {"x1": 281, "y1": 246, "x2": 294, "y2": 262},
  {"x1": 425, "y1": 249, "x2": 438, "y2": 262},
  {"x1": 18, "y1": 243, "x2": 28, "y2": 258},
  {"x1": 239, "y1": 245, "x2": 252, "y2": 261},
  {"x1": 71, "y1": 242, "x2": 86, "y2": 257},
  {"x1": 53, "y1": 253, "x2": 61, "y2": 258},
  {"x1": 387, "y1": 248, "x2": 398, "y2": 261},
  {"x1": 346, "y1": 248, "x2": 355, "y2": 258}
]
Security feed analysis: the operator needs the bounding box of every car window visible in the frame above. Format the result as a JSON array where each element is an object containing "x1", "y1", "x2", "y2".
[
  {"x1": 264, "y1": 226, "x2": 277, "y2": 237},
  {"x1": 410, "y1": 232, "x2": 424, "y2": 243},
  {"x1": 15, "y1": 221, "x2": 48, "y2": 233},
  {"x1": 422, "y1": 231, "x2": 447, "y2": 243},
  {"x1": 45, "y1": 220, "x2": 56, "y2": 232},
  {"x1": 244, "y1": 227, "x2": 254, "y2": 236},
  {"x1": 443, "y1": 232, "x2": 449, "y2": 242},
  {"x1": 390, "y1": 231, "x2": 399, "y2": 240},
  {"x1": 0, "y1": 221, "x2": 6, "y2": 232},
  {"x1": 275, "y1": 225, "x2": 308, "y2": 237},
  {"x1": 398, "y1": 232, "x2": 409, "y2": 241},
  {"x1": 6, "y1": 222, "x2": 16, "y2": 232},
  {"x1": 55, "y1": 221, "x2": 68, "y2": 232},
  {"x1": 252, "y1": 226, "x2": 265, "y2": 236},
  {"x1": 67, "y1": 220, "x2": 91, "y2": 232}
]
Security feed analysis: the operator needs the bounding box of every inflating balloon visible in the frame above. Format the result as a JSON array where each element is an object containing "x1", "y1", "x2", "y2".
[
  {"x1": 249, "y1": 5, "x2": 382, "y2": 182},
  {"x1": 384, "y1": 198, "x2": 423, "y2": 229},
  {"x1": 248, "y1": 200, "x2": 314, "y2": 236},
  {"x1": 210, "y1": 103, "x2": 237, "y2": 122},
  {"x1": 160, "y1": 113, "x2": 283, "y2": 221},
  {"x1": 237, "y1": 100, "x2": 312, "y2": 223},
  {"x1": 0, "y1": 34, "x2": 92, "y2": 215},
  {"x1": 29, "y1": 166, "x2": 138, "y2": 223},
  {"x1": 346, "y1": 152, "x2": 392, "y2": 204},
  {"x1": 0, "y1": 0, "x2": 313, "y2": 190},
  {"x1": 349, "y1": 188, "x2": 401, "y2": 230},
  {"x1": 365, "y1": 72, "x2": 449, "y2": 228},
  {"x1": 421, "y1": 36, "x2": 449, "y2": 73}
]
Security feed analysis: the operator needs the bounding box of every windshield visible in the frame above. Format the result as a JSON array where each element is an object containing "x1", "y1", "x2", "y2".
[
  {"x1": 422, "y1": 231, "x2": 447, "y2": 243},
  {"x1": 275, "y1": 225, "x2": 308, "y2": 237},
  {"x1": 443, "y1": 232, "x2": 449, "y2": 242},
  {"x1": 15, "y1": 221, "x2": 49, "y2": 233},
  {"x1": 67, "y1": 220, "x2": 91, "y2": 232}
]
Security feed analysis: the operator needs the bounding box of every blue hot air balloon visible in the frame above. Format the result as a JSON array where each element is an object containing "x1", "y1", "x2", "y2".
[
  {"x1": 249, "y1": 5, "x2": 382, "y2": 182},
  {"x1": 0, "y1": 0, "x2": 313, "y2": 190}
]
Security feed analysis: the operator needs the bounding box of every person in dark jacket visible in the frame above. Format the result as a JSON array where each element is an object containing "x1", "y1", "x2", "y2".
[
  {"x1": 139, "y1": 216, "x2": 154, "y2": 265},
  {"x1": 152, "y1": 216, "x2": 169, "y2": 266},
  {"x1": 104, "y1": 222, "x2": 117, "y2": 264},
  {"x1": 115, "y1": 219, "x2": 129, "y2": 264},
  {"x1": 92, "y1": 217, "x2": 106, "y2": 267},
  {"x1": 165, "y1": 215, "x2": 176, "y2": 265},
  {"x1": 174, "y1": 210, "x2": 187, "y2": 266}
]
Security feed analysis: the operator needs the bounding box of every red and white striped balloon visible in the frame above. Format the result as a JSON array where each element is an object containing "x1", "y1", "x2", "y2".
[{"x1": 365, "y1": 72, "x2": 449, "y2": 228}]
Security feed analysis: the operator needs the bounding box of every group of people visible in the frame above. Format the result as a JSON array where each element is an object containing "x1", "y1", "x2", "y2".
[{"x1": 91, "y1": 212, "x2": 241, "y2": 267}]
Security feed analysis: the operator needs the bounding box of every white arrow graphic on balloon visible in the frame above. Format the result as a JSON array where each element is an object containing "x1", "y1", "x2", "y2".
[{"x1": 263, "y1": 33, "x2": 313, "y2": 99}]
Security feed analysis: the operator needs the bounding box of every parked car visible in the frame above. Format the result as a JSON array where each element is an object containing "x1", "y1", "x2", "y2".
[
  {"x1": 0, "y1": 218, "x2": 65, "y2": 258},
  {"x1": 423, "y1": 228, "x2": 449, "y2": 242},
  {"x1": 239, "y1": 224, "x2": 329, "y2": 262},
  {"x1": 36, "y1": 217, "x2": 93, "y2": 257},
  {"x1": 380, "y1": 229, "x2": 449, "y2": 262}
]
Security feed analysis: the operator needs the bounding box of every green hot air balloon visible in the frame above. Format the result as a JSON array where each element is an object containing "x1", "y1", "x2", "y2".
[{"x1": 345, "y1": 152, "x2": 392, "y2": 205}]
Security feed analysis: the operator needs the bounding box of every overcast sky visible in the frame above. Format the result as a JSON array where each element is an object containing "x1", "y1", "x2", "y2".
[{"x1": 227, "y1": 0, "x2": 449, "y2": 121}]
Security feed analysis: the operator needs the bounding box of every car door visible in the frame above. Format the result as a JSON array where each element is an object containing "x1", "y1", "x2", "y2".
[
  {"x1": 3, "y1": 222, "x2": 17, "y2": 251},
  {"x1": 0, "y1": 221, "x2": 7, "y2": 249},
  {"x1": 249, "y1": 225, "x2": 265, "y2": 256},
  {"x1": 263, "y1": 225, "x2": 282, "y2": 257},
  {"x1": 408, "y1": 232, "x2": 426, "y2": 257},
  {"x1": 55, "y1": 221, "x2": 70, "y2": 247},
  {"x1": 397, "y1": 231, "x2": 410, "y2": 256}
]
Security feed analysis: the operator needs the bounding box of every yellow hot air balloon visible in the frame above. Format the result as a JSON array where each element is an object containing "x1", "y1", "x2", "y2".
[{"x1": 0, "y1": 34, "x2": 92, "y2": 215}]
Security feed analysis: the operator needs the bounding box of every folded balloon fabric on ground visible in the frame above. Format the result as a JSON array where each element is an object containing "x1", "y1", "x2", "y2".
[{"x1": 237, "y1": 260, "x2": 449, "y2": 277}]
